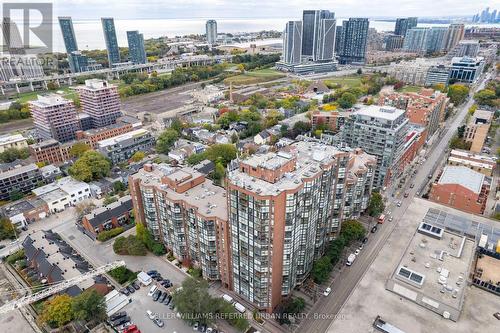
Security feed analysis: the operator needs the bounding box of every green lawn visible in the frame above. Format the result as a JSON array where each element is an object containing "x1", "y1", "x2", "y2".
[
  {"x1": 323, "y1": 75, "x2": 363, "y2": 89},
  {"x1": 224, "y1": 68, "x2": 285, "y2": 86},
  {"x1": 13, "y1": 86, "x2": 77, "y2": 104}
]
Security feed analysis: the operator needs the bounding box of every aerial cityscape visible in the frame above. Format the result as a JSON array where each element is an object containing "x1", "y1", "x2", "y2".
[{"x1": 0, "y1": 1, "x2": 499, "y2": 333}]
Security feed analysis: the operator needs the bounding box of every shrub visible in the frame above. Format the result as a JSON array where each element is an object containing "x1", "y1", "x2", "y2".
[
  {"x1": 109, "y1": 266, "x2": 138, "y2": 284},
  {"x1": 6, "y1": 249, "x2": 25, "y2": 265},
  {"x1": 96, "y1": 227, "x2": 124, "y2": 242},
  {"x1": 188, "y1": 267, "x2": 202, "y2": 278},
  {"x1": 113, "y1": 235, "x2": 147, "y2": 256}
]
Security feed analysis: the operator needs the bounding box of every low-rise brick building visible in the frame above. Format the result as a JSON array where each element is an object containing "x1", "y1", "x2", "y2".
[
  {"x1": 81, "y1": 195, "x2": 133, "y2": 237},
  {"x1": 429, "y1": 165, "x2": 490, "y2": 214}
]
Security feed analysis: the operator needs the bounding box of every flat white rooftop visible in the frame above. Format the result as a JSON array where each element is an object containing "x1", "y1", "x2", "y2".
[
  {"x1": 438, "y1": 166, "x2": 485, "y2": 194},
  {"x1": 354, "y1": 105, "x2": 406, "y2": 121}
]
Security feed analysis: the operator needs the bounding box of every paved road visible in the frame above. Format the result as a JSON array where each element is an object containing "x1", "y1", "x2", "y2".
[
  {"x1": 0, "y1": 119, "x2": 33, "y2": 135},
  {"x1": 296, "y1": 70, "x2": 493, "y2": 333}
]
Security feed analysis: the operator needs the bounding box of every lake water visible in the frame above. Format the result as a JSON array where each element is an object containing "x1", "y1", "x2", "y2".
[{"x1": 47, "y1": 18, "x2": 500, "y2": 52}]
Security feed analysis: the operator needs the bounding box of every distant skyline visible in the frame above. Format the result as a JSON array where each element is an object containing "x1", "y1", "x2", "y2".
[{"x1": 7, "y1": 0, "x2": 499, "y2": 20}]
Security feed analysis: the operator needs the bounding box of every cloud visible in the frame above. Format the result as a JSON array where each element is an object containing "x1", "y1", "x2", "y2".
[{"x1": 46, "y1": 0, "x2": 499, "y2": 19}]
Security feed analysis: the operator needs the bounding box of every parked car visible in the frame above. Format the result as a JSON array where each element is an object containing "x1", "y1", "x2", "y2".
[
  {"x1": 193, "y1": 322, "x2": 199, "y2": 331},
  {"x1": 153, "y1": 290, "x2": 161, "y2": 301},
  {"x1": 362, "y1": 237, "x2": 368, "y2": 244},
  {"x1": 146, "y1": 310, "x2": 155, "y2": 320},
  {"x1": 323, "y1": 287, "x2": 331, "y2": 296},
  {"x1": 404, "y1": 192, "x2": 409, "y2": 198},
  {"x1": 109, "y1": 311, "x2": 126, "y2": 321},
  {"x1": 112, "y1": 316, "x2": 130, "y2": 327},
  {"x1": 126, "y1": 285, "x2": 135, "y2": 294},
  {"x1": 410, "y1": 184, "x2": 414, "y2": 188},
  {"x1": 164, "y1": 295, "x2": 172, "y2": 305},
  {"x1": 131, "y1": 281, "x2": 140, "y2": 290},
  {"x1": 354, "y1": 249, "x2": 360, "y2": 256},
  {"x1": 169, "y1": 301, "x2": 175, "y2": 310},
  {"x1": 154, "y1": 318, "x2": 164, "y2": 327},
  {"x1": 160, "y1": 292, "x2": 168, "y2": 303},
  {"x1": 358, "y1": 244, "x2": 363, "y2": 251},
  {"x1": 371, "y1": 225, "x2": 378, "y2": 233},
  {"x1": 397, "y1": 201, "x2": 402, "y2": 207},
  {"x1": 147, "y1": 270, "x2": 157, "y2": 276},
  {"x1": 120, "y1": 288, "x2": 130, "y2": 296}
]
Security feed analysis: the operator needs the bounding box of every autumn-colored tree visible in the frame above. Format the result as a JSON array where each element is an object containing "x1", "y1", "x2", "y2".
[
  {"x1": 69, "y1": 151, "x2": 111, "y2": 182},
  {"x1": 69, "y1": 142, "x2": 90, "y2": 158},
  {"x1": 39, "y1": 294, "x2": 74, "y2": 328},
  {"x1": 130, "y1": 151, "x2": 146, "y2": 162}
]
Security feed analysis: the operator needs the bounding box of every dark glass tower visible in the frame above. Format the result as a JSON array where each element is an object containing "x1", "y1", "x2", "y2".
[
  {"x1": 127, "y1": 31, "x2": 147, "y2": 64},
  {"x1": 101, "y1": 17, "x2": 120, "y2": 66},
  {"x1": 58, "y1": 16, "x2": 78, "y2": 53},
  {"x1": 394, "y1": 17, "x2": 418, "y2": 37},
  {"x1": 337, "y1": 18, "x2": 369, "y2": 64}
]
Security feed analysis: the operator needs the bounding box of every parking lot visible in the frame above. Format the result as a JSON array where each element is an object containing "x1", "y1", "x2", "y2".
[{"x1": 122, "y1": 282, "x2": 191, "y2": 333}]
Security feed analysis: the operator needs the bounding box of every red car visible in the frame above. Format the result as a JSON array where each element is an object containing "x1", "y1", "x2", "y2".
[{"x1": 124, "y1": 325, "x2": 138, "y2": 333}]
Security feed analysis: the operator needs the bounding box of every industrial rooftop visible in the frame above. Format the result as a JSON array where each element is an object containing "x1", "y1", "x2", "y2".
[
  {"x1": 438, "y1": 165, "x2": 485, "y2": 194},
  {"x1": 387, "y1": 222, "x2": 475, "y2": 320}
]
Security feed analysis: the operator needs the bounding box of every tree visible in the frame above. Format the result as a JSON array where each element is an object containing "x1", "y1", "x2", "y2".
[
  {"x1": 474, "y1": 89, "x2": 497, "y2": 107},
  {"x1": 367, "y1": 192, "x2": 385, "y2": 217},
  {"x1": 130, "y1": 151, "x2": 145, "y2": 162},
  {"x1": 212, "y1": 162, "x2": 226, "y2": 185},
  {"x1": 69, "y1": 151, "x2": 111, "y2": 182},
  {"x1": 237, "y1": 63, "x2": 245, "y2": 73},
  {"x1": 433, "y1": 83, "x2": 447, "y2": 93},
  {"x1": 0, "y1": 147, "x2": 30, "y2": 163},
  {"x1": 72, "y1": 289, "x2": 106, "y2": 322},
  {"x1": 357, "y1": 68, "x2": 363, "y2": 75},
  {"x1": 9, "y1": 189, "x2": 24, "y2": 201},
  {"x1": 46, "y1": 81, "x2": 58, "y2": 90},
  {"x1": 69, "y1": 142, "x2": 90, "y2": 158},
  {"x1": 170, "y1": 118, "x2": 184, "y2": 133},
  {"x1": 340, "y1": 220, "x2": 366, "y2": 243},
  {"x1": 0, "y1": 217, "x2": 16, "y2": 240},
  {"x1": 113, "y1": 181, "x2": 127, "y2": 193},
  {"x1": 113, "y1": 235, "x2": 147, "y2": 256},
  {"x1": 311, "y1": 256, "x2": 332, "y2": 284},
  {"x1": 136, "y1": 222, "x2": 166, "y2": 255},
  {"x1": 338, "y1": 92, "x2": 357, "y2": 109},
  {"x1": 275, "y1": 297, "x2": 306, "y2": 325},
  {"x1": 109, "y1": 266, "x2": 137, "y2": 284},
  {"x1": 173, "y1": 277, "x2": 216, "y2": 325},
  {"x1": 156, "y1": 129, "x2": 179, "y2": 154},
  {"x1": 40, "y1": 294, "x2": 74, "y2": 328},
  {"x1": 205, "y1": 144, "x2": 237, "y2": 166},
  {"x1": 186, "y1": 152, "x2": 208, "y2": 165},
  {"x1": 447, "y1": 84, "x2": 469, "y2": 105},
  {"x1": 468, "y1": 104, "x2": 478, "y2": 115}
]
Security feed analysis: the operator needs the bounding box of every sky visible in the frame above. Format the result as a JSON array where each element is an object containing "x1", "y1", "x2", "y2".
[{"x1": 3, "y1": 0, "x2": 499, "y2": 20}]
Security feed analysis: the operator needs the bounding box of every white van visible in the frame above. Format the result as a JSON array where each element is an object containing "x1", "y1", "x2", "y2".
[
  {"x1": 222, "y1": 294, "x2": 234, "y2": 304},
  {"x1": 147, "y1": 285, "x2": 157, "y2": 297},
  {"x1": 234, "y1": 302, "x2": 246, "y2": 313},
  {"x1": 346, "y1": 253, "x2": 356, "y2": 266}
]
